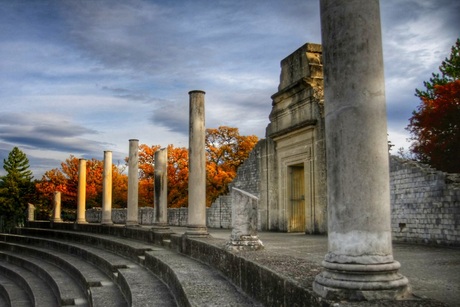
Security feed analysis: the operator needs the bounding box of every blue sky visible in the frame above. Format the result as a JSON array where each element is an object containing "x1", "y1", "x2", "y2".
[{"x1": 1, "y1": 0, "x2": 459, "y2": 178}]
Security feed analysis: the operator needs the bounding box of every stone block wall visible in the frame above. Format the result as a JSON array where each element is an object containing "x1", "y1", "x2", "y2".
[
  {"x1": 206, "y1": 195, "x2": 232, "y2": 229},
  {"x1": 167, "y1": 208, "x2": 188, "y2": 226},
  {"x1": 86, "y1": 207, "x2": 156, "y2": 225},
  {"x1": 390, "y1": 156, "x2": 460, "y2": 246}
]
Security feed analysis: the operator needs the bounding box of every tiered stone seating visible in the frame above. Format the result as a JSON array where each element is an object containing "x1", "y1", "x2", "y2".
[{"x1": 0, "y1": 225, "x2": 259, "y2": 306}]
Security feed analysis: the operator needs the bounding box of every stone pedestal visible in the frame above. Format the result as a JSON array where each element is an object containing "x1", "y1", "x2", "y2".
[
  {"x1": 313, "y1": 0, "x2": 410, "y2": 300},
  {"x1": 126, "y1": 139, "x2": 139, "y2": 227},
  {"x1": 153, "y1": 148, "x2": 169, "y2": 229},
  {"x1": 226, "y1": 188, "x2": 264, "y2": 251},
  {"x1": 76, "y1": 159, "x2": 87, "y2": 224},
  {"x1": 52, "y1": 191, "x2": 63, "y2": 222},
  {"x1": 185, "y1": 90, "x2": 208, "y2": 237},
  {"x1": 102, "y1": 151, "x2": 113, "y2": 225}
]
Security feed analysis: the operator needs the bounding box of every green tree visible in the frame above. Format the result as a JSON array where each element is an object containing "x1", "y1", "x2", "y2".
[
  {"x1": 407, "y1": 39, "x2": 460, "y2": 172},
  {"x1": 0, "y1": 147, "x2": 34, "y2": 230}
]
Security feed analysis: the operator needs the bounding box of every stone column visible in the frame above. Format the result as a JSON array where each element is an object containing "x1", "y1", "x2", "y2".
[
  {"x1": 126, "y1": 139, "x2": 139, "y2": 226},
  {"x1": 102, "y1": 151, "x2": 113, "y2": 225},
  {"x1": 76, "y1": 159, "x2": 87, "y2": 224},
  {"x1": 154, "y1": 148, "x2": 169, "y2": 228},
  {"x1": 27, "y1": 203, "x2": 35, "y2": 222},
  {"x1": 313, "y1": 0, "x2": 409, "y2": 300},
  {"x1": 52, "y1": 191, "x2": 63, "y2": 222},
  {"x1": 225, "y1": 188, "x2": 264, "y2": 251},
  {"x1": 185, "y1": 90, "x2": 208, "y2": 236}
]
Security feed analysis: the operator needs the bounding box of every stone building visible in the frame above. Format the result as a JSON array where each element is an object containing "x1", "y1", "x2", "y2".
[{"x1": 226, "y1": 42, "x2": 327, "y2": 234}]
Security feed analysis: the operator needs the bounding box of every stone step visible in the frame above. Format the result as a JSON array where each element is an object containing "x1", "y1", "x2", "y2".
[
  {"x1": 14, "y1": 228, "x2": 154, "y2": 261},
  {"x1": 11, "y1": 227, "x2": 259, "y2": 306},
  {"x1": 1, "y1": 234, "x2": 175, "y2": 306},
  {"x1": 0, "y1": 250, "x2": 88, "y2": 306},
  {"x1": 145, "y1": 249, "x2": 261, "y2": 306},
  {"x1": 0, "y1": 237, "x2": 127, "y2": 307},
  {"x1": 0, "y1": 274, "x2": 32, "y2": 307},
  {"x1": 0, "y1": 259, "x2": 59, "y2": 307}
]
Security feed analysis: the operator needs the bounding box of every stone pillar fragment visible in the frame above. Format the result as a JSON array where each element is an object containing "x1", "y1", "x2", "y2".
[
  {"x1": 185, "y1": 90, "x2": 208, "y2": 236},
  {"x1": 76, "y1": 159, "x2": 87, "y2": 224},
  {"x1": 126, "y1": 139, "x2": 139, "y2": 226},
  {"x1": 27, "y1": 203, "x2": 35, "y2": 222},
  {"x1": 154, "y1": 148, "x2": 169, "y2": 228},
  {"x1": 313, "y1": 0, "x2": 409, "y2": 300},
  {"x1": 52, "y1": 191, "x2": 63, "y2": 222},
  {"x1": 102, "y1": 151, "x2": 113, "y2": 225},
  {"x1": 225, "y1": 188, "x2": 264, "y2": 251}
]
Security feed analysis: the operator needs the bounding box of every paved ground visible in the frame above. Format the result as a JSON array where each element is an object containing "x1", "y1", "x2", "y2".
[{"x1": 170, "y1": 227, "x2": 460, "y2": 307}]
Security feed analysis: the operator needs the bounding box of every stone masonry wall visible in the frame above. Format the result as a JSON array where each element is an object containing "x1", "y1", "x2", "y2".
[
  {"x1": 390, "y1": 156, "x2": 460, "y2": 246},
  {"x1": 86, "y1": 207, "x2": 155, "y2": 225}
]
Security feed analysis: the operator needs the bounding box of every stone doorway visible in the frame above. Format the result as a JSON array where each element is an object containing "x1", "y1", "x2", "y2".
[{"x1": 289, "y1": 164, "x2": 306, "y2": 232}]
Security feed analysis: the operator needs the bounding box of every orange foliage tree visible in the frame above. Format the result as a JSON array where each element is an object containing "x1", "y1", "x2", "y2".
[
  {"x1": 35, "y1": 155, "x2": 128, "y2": 211},
  {"x1": 205, "y1": 126, "x2": 258, "y2": 206},
  {"x1": 137, "y1": 126, "x2": 258, "y2": 208}
]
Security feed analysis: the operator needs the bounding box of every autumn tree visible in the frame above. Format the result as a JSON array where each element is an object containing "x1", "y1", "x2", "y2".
[
  {"x1": 35, "y1": 156, "x2": 128, "y2": 215},
  {"x1": 136, "y1": 126, "x2": 258, "y2": 208},
  {"x1": 407, "y1": 39, "x2": 460, "y2": 172},
  {"x1": 205, "y1": 126, "x2": 258, "y2": 205},
  {"x1": 0, "y1": 147, "x2": 34, "y2": 229}
]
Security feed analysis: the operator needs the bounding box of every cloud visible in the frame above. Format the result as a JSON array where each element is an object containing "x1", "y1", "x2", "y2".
[{"x1": 0, "y1": 113, "x2": 109, "y2": 154}]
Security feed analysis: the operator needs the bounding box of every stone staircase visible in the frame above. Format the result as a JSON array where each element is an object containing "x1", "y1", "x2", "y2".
[{"x1": 0, "y1": 225, "x2": 260, "y2": 307}]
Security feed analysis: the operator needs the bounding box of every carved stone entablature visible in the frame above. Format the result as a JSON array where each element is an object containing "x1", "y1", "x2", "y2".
[{"x1": 266, "y1": 43, "x2": 324, "y2": 140}]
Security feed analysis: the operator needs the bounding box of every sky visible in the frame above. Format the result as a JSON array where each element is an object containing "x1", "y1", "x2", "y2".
[{"x1": 1, "y1": 0, "x2": 459, "y2": 178}]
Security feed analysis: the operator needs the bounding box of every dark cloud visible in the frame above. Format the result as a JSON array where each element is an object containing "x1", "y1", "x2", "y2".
[{"x1": 0, "y1": 113, "x2": 108, "y2": 155}]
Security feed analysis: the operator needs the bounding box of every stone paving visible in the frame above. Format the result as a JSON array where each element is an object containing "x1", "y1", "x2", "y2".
[{"x1": 171, "y1": 227, "x2": 460, "y2": 307}]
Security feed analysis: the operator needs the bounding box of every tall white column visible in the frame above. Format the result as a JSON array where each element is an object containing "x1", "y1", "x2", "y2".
[
  {"x1": 126, "y1": 139, "x2": 139, "y2": 226},
  {"x1": 102, "y1": 150, "x2": 113, "y2": 225},
  {"x1": 154, "y1": 148, "x2": 168, "y2": 227},
  {"x1": 313, "y1": 0, "x2": 409, "y2": 300},
  {"x1": 52, "y1": 191, "x2": 62, "y2": 222},
  {"x1": 185, "y1": 90, "x2": 208, "y2": 236},
  {"x1": 76, "y1": 159, "x2": 87, "y2": 224}
]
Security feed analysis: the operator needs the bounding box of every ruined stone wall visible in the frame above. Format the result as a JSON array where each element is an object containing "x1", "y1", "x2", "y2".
[
  {"x1": 204, "y1": 140, "x2": 267, "y2": 229},
  {"x1": 85, "y1": 207, "x2": 156, "y2": 225},
  {"x1": 206, "y1": 195, "x2": 232, "y2": 229},
  {"x1": 390, "y1": 156, "x2": 460, "y2": 246},
  {"x1": 167, "y1": 208, "x2": 188, "y2": 226}
]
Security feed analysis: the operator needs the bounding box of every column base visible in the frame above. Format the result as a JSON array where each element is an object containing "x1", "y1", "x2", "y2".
[
  {"x1": 52, "y1": 218, "x2": 63, "y2": 223},
  {"x1": 125, "y1": 221, "x2": 140, "y2": 227},
  {"x1": 184, "y1": 225, "x2": 209, "y2": 237},
  {"x1": 313, "y1": 260, "x2": 411, "y2": 301},
  {"x1": 76, "y1": 220, "x2": 87, "y2": 224},
  {"x1": 151, "y1": 223, "x2": 169, "y2": 231},
  {"x1": 225, "y1": 235, "x2": 264, "y2": 251},
  {"x1": 101, "y1": 220, "x2": 113, "y2": 226}
]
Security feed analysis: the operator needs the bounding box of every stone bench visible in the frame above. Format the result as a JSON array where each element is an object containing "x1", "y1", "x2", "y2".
[{"x1": 0, "y1": 233, "x2": 175, "y2": 307}]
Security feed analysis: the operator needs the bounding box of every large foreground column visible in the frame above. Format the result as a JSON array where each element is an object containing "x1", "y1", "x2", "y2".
[
  {"x1": 102, "y1": 151, "x2": 113, "y2": 225},
  {"x1": 154, "y1": 148, "x2": 169, "y2": 228},
  {"x1": 313, "y1": 0, "x2": 410, "y2": 301},
  {"x1": 126, "y1": 139, "x2": 139, "y2": 226},
  {"x1": 76, "y1": 159, "x2": 87, "y2": 224},
  {"x1": 52, "y1": 191, "x2": 63, "y2": 222},
  {"x1": 185, "y1": 90, "x2": 208, "y2": 236}
]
